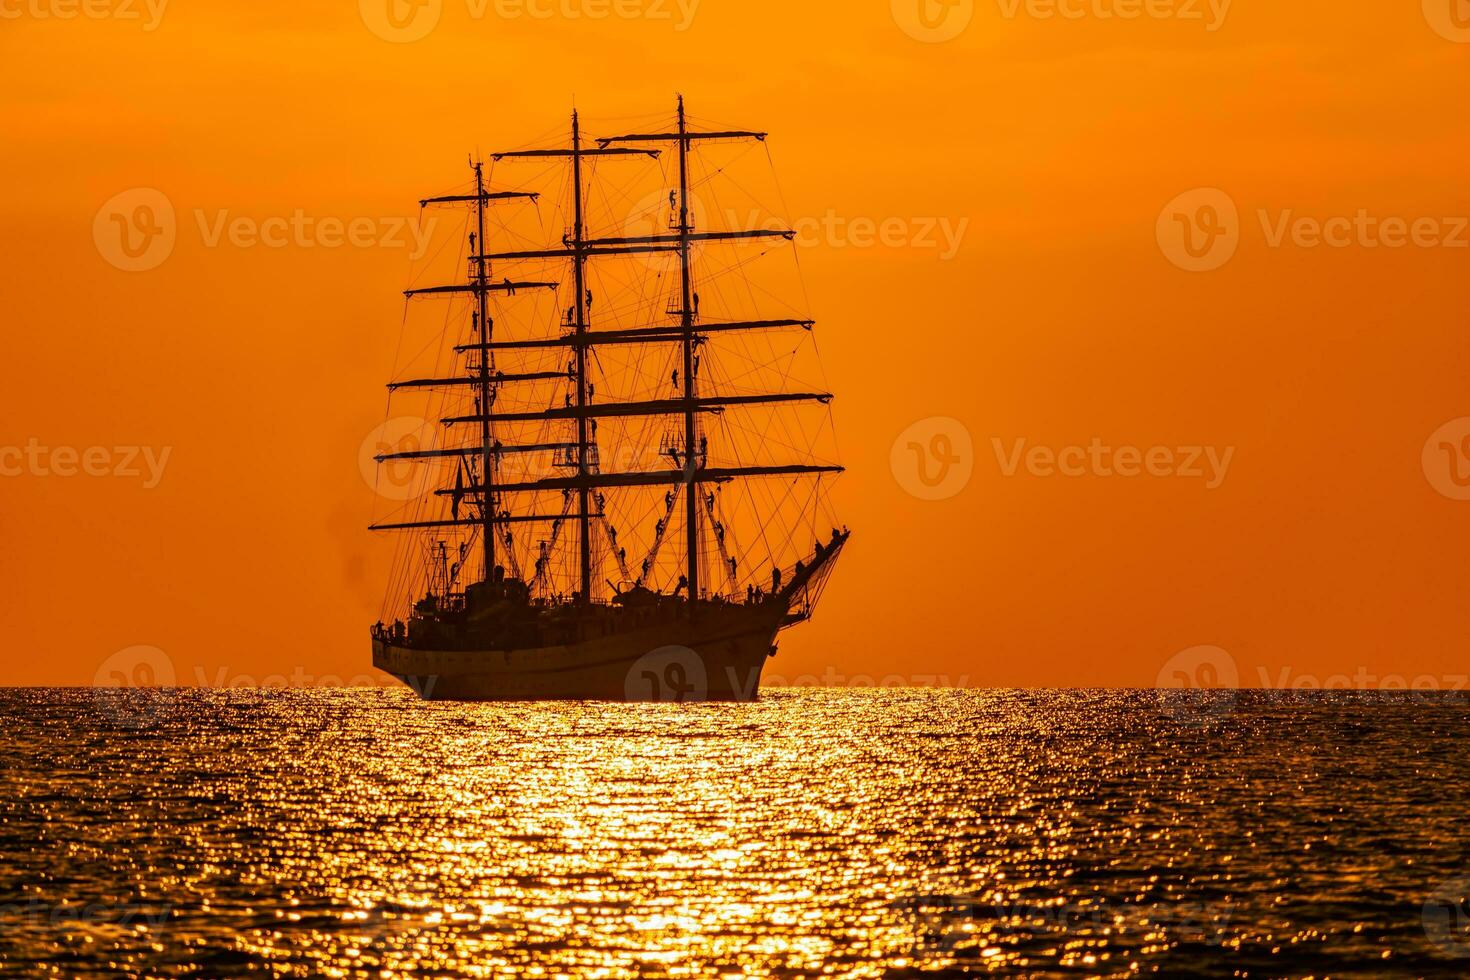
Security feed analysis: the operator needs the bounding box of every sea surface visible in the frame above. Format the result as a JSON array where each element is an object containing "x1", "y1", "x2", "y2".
[{"x1": 1, "y1": 688, "x2": 1468, "y2": 978}]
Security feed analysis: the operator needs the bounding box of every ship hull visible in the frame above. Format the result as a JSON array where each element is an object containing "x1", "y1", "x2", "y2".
[{"x1": 372, "y1": 603, "x2": 785, "y2": 702}]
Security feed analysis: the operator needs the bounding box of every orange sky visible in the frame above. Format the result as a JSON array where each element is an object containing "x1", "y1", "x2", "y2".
[{"x1": 3, "y1": 0, "x2": 1469, "y2": 688}]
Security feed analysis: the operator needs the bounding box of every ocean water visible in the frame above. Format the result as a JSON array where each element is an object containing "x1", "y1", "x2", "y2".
[{"x1": 1, "y1": 688, "x2": 1468, "y2": 978}]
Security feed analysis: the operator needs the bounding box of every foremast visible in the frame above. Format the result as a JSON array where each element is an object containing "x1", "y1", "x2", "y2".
[
  {"x1": 371, "y1": 174, "x2": 554, "y2": 575},
  {"x1": 594, "y1": 95, "x2": 772, "y2": 605}
]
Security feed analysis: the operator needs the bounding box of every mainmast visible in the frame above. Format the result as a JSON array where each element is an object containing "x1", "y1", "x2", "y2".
[
  {"x1": 571, "y1": 112, "x2": 593, "y2": 603},
  {"x1": 473, "y1": 160, "x2": 496, "y2": 580},
  {"x1": 675, "y1": 96, "x2": 701, "y2": 605}
]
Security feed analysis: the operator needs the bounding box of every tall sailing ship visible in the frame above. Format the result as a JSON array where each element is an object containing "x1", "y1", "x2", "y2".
[{"x1": 368, "y1": 98, "x2": 848, "y2": 701}]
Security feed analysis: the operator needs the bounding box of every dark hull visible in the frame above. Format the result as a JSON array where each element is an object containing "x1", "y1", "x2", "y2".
[{"x1": 372, "y1": 602, "x2": 786, "y2": 702}]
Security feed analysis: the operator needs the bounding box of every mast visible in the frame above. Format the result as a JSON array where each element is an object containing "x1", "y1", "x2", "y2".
[
  {"x1": 571, "y1": 111, "x2": 592, "y2": 603},
  {"x1": 487, "y1": 135, "x2": 659, "y2": 601},
  {"x1": 676, "y1": 95, "x2": 699, "y2": 605},
  {"x1": 473, "y1": 160, "x2": 496, "y2": 579}
]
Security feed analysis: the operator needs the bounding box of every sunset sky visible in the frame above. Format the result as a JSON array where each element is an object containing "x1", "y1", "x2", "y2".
[{"x1": 3, "y1": 0, "x2": 1469, "y2": 688}]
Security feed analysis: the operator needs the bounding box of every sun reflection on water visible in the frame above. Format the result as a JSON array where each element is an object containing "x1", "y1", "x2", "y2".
[{"x1": 1, "y1": 689, "x2": 1468, "y2": 977}]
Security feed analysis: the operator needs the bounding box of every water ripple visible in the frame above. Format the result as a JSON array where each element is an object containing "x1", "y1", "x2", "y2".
[{"x1": 1, "y1": 689, "x2": 1467, "y2": 977}]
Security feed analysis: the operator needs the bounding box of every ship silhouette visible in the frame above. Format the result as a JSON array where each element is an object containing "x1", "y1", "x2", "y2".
[{"x1": 369, "y1": 98, "x2": 848, "y2": 701}]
